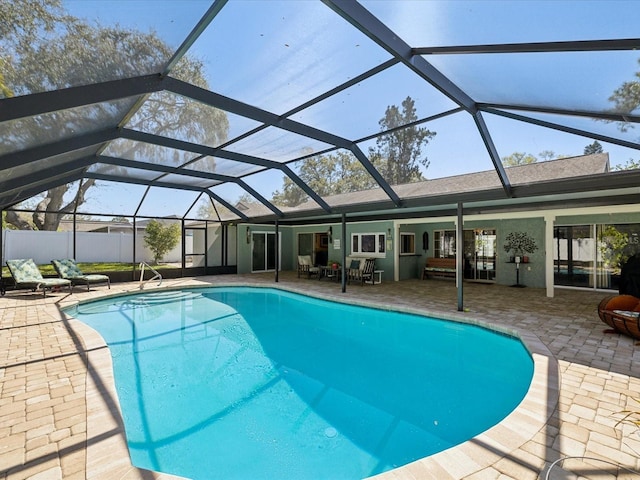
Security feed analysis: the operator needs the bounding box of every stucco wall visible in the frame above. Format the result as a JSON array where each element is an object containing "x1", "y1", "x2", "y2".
[{"x1": 236, "y1": 208, "x2": 640, "y2": 291}]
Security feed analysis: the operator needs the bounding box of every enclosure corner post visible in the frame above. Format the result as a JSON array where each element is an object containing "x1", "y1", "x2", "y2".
[
  {"x1": 341, "y1": 214, "x2": 346, "y2": 293},
  {"x1": 275, "y1": 220, "x2": 279, "y2": 283},
  {"x1": 457, "y1": 202, "x2": 464, "y2": 312}
]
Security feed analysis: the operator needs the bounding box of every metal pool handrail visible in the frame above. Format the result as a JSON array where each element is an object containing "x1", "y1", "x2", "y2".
[{"x1": 139, "y1": 262, "x2": 162, "y2": 289}]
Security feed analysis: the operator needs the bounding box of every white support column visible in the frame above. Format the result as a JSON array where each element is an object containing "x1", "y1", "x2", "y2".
[{"x1": 544, "y1": 213, "x2": 556, "y2": 298}]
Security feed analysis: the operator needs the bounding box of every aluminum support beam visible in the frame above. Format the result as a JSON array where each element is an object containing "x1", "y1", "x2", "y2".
[
  {"x1": 86, "y1": 172, "x2": 248, "y2": 220},
  {"x1": 96, "y1": 155, "x2": 284, "y2": 217},
  {"x1": 413, "y1": 38, "x2": 640, "y2": 55},
  {"x1": 0, "y1": 128, "x2": 117, "y2": 172},
  {"x1": 164, "y1": 77, "x2": 353, "y2": 148},
  {"x1": 484, "y1": 108, "x2": 640, "y2": 152},
  {"x1": 481, "y1": 103, "x2": 640, "y2": 127},
  {"x1": 0, "y1": 75, "x2": 165, "y2": 123},
  {"x1": 162, "y1": 0, "x2": 228, "y2": 77},
  {"x1": 323, "y1": 0, "x2": 476, "y2": 112},
  {"x1": 164, "y1": 78, "x2": 401, "y2": 205},
  {"x1": 473, "y1": 111, "x2": 512, "y2": 196},
  {"x1": 0, "y1": 156, "x2": 94, "y2": 196},
  {"x1": 0, "y1": 171, "x2": 84, "y2": 210},
  {"x1": 350, "y1": 144, "x2": 401, "y2": 206},
  {"x1": 120, "y1": 128, "x2": 282, "y2": 169},
  {"x1": 119, "y1": 129, "x2": 330, "y2": 212}
]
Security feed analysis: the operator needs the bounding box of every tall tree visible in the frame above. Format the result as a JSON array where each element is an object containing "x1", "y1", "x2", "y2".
[
  {"x1": 1, "y1": 0, "x2": 228, "y2": 230},
  {"x1": 271, "y1": 96, "x2": 435, "y2": 207},
  {"x1": 609, "y1": 57, "x2": 640, "y2": 132},
  {"x1": 0, "y1": 0, "x2": 66, "y2": 97},
  {"x1": 501, "y1": 152, "x2": 537, "y2": 167},
  {"x1": 271, "y1": 151, "x2": 376, "y2": 207},
  {"x1": 368, "y1": 96, "x2": 436, "y2": 185},
  {"x1": 584, "y1": 141, "x2": 603, "y2": 155}
]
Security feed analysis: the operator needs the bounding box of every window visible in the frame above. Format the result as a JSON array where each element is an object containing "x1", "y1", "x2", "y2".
[
  {"x1": 434, "y1": 230, "x2": 456, "y2": 257},
  {"x1": 400, "y1": 233, "x2": 415, "y2": 255},
  {"x1": 351, "y1": 233, "x2": 386, "y2": 257}
]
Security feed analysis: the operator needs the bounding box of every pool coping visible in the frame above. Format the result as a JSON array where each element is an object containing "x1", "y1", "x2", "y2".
[{"x1": 60, "y1": 282, "x2": 558, "y2": 480}]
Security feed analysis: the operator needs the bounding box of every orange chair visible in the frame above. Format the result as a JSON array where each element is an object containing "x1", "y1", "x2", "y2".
[{"x1": 598, "y1": 294, "x2": 640, "y2": 340}]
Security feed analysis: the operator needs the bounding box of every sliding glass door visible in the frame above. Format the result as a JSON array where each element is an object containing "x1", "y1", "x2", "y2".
[
  {"x1": 251, "y1": 232, "x2": 280, "y2": 272},
  {"x1": 434, "y1": 228, "x2": 496, "y2": 282},
  {"x1": 554, "y1": 223, "x2": 640, "y2": 290},
  {"x1": 472, "y1": 229, "x2": 496, "y2": 282}
]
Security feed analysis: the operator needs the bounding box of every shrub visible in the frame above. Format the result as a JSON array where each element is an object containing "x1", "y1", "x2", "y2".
[{"x1": 144, "y1": 220, "x2": 180, "y2": 264}]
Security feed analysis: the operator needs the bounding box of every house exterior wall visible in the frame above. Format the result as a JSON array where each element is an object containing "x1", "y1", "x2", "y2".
[
  {"x1": 232, "y1": 204, "x2": 640, "y2": 294},
  {"x1": 493, "y1": 217, "x2": 546, "y2": 288}
]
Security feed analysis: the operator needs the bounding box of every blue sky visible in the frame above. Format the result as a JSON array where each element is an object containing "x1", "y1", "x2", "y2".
[{"x1": 62, "y1": 0, "x2": 640, "y2": 216}]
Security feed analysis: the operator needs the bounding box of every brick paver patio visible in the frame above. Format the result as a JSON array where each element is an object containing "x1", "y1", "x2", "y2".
[{"x1": 1, "y1": 273, "x2": 640, "y2": 479}]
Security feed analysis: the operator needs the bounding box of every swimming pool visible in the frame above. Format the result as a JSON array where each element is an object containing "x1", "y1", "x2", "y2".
[{"x1": 69, "y1": 286, "x2": 533, "y2": 480}]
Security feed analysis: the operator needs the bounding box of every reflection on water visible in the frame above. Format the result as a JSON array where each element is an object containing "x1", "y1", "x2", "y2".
[{"x1": 71, "y1": 287, "x2": 533, "y2": 480}]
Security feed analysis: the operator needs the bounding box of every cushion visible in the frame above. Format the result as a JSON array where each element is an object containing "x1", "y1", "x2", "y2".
[
  {"x1": 605, "y1": 294, "x2": 640, "y2": 311},
  {"x1": 7, "y1": 259, "x2": 44, "y2": 282},
  {"x1": 298, "y1": 255, "x2": 311, "y2": 266},
  {"x1": 81, "y1": 274, "x2": 109, "y2": 283},
  {"x1": 346, "y1": 256, "x2": 366, "y2": 271},
  {"x1": 52, "y1": 259, "x2": 84, "y2": 278},
  {"x1": 349, "y1": 260, "x2": 360, "y2": 269},
  {"x1": 613, "y1": 310, "x2": 640, "y2": 318}
]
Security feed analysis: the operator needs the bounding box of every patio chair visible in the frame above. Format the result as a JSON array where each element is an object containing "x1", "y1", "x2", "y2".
[
  {"x1": 6, "y1": 258, "x2": 72, "y2": 297},
  {"x1": 297, "y1": 255, "x2": 319, "y2": 279},
  {"x1": 597, "y1": 294, "x2": 640, "y2": 340},
  {"x1": 348, "y1": 258, "x2": 375, "y2": 285},
  {"x1": 51, "y1": 259, "x2": 111, "y2": 291}
]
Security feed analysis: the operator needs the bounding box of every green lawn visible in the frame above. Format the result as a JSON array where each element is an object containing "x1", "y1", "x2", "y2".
[{"x1": 2, "y1": 262, "x2": 180, "y2": 279}]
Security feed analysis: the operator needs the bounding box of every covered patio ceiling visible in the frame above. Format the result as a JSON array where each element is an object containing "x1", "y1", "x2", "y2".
[{"x1": 2, "y1": 0, "x2": 640, "y2": 225}]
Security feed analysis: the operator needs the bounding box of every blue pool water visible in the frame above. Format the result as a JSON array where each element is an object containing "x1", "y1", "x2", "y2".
[{"x1": 69, "y1": 287, "x2": 533, "y2": 480}]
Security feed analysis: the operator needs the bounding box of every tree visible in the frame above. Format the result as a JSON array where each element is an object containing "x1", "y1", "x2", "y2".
[
  {"x1": 1, "y1": 0, "x2": 228, "y2": 230},
  {"x1": 0, "y1": 0, "x2": 66, "y2": 97},
  {"x1": 614, "y1": 158, "x2": 640, "y2": 171},
  {"x1": 538, "y1": 150, "x2": 556, "y2": 161},
  {"x1": 501, "y1": 152, "x2": 537, "y2": 167},
  {"x1": 271, "y1": 151, "x2": 377, "y2": 207},
  {"x1": 368, "y1": 96, "x2": 436, "y2": 185},
  {"x1": 598, "y1": 225, "x2": 630, "y2": 274},
  {"x1": 608, "y1": 58, "x2": 640, "y2": 132},
  {"x1": 143, "y1": 220, "x2": 181, "y2": 264},
  {"x1": 272, "y1": 96, "x2": 436, "y2": 207},
  {"x1": 584, "y1": 141, "x2": 603, "y2": 155}
]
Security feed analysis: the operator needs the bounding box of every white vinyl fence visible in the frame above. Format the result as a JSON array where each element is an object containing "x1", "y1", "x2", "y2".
[{"x1": 2, "y1": 230, "x2": 184, "y2": 265}]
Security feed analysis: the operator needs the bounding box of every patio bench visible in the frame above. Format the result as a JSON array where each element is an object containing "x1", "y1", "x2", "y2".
[{"x1": 422, "y1": 257, "x2": 456, "y2": 280}]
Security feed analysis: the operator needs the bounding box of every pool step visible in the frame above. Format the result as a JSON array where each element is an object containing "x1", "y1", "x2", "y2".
[{"x1": 128, "y1": 290, "x2": 202, "y2": 306}]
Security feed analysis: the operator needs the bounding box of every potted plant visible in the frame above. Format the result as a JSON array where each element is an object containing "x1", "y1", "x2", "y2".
[{"x1": 504, "y1": 231, "x2": 538, "y2": 263}]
